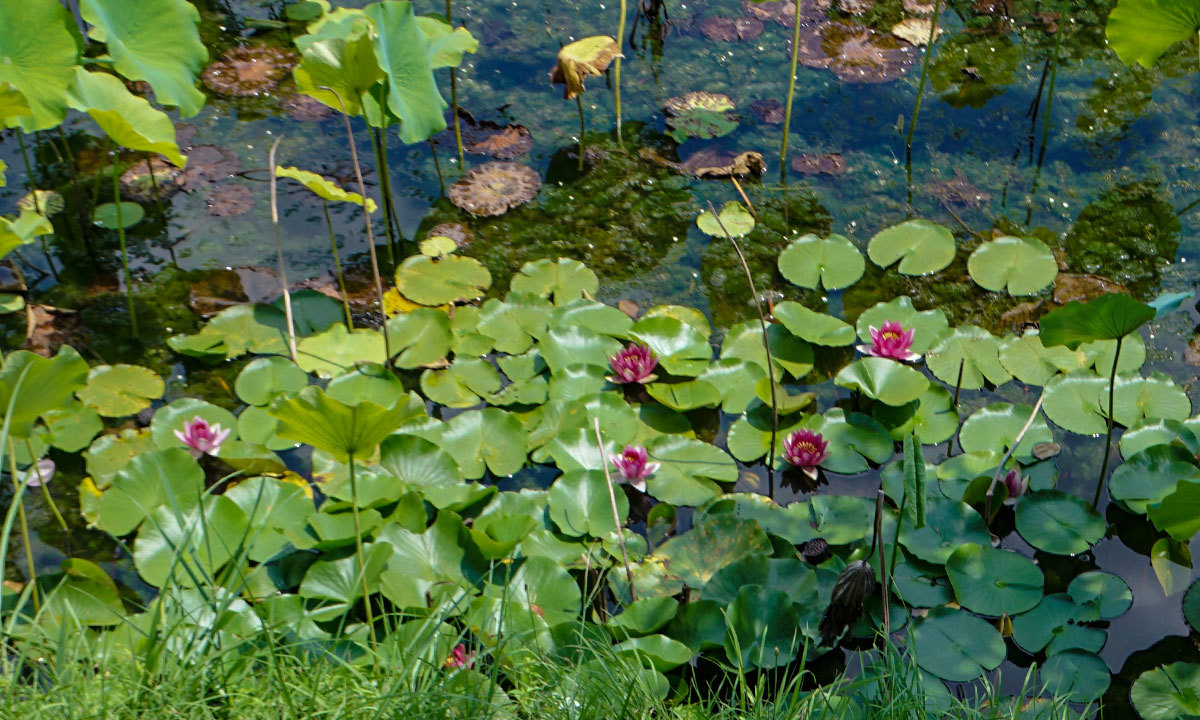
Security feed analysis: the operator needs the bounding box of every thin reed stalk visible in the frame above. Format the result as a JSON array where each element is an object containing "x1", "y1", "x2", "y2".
[{"x1": 267, "y1": 138, "x2": 298, "y2": 362}]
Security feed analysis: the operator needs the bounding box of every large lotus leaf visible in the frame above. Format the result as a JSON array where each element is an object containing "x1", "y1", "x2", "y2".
[
  {"x1": 1114, "y1": 372, "x2": 1191, "y2": 428},
  {"x1": 1152, "y1": 536, "x2": 1193, "y2": 596},
  {"x1": 547, "y1": 469, "x2": 629, "y2": 538},
  {"x1": 0, "y1": 0, "x2": 79, "y2": 131},
  {"x1": 95, "y1": 447, "x2": 204, "y2": 536},
  {"x1": 1042, "y1": 370, "x2": 1108, "y2": 435},
  {"x1": 1015, "y1": 490, "x2": 1105, "y2": 554},
  {"x1": 293, "y1": 9, "x2": 383, "y2": 118},
  {"x1": 1039, "y1": 293, "x2": 1154, "y2": 349},
  {"x1": 1148, "y1": 479, "x2": 1200, "y2": 541},
  {"x1": 628, "y1": 316, "x2": 712, "y2": 377},
  {"x1": 1041, "y1": 651, "x2": 1111, "y2": 704},
  {"x1": 419, "y1": 357, "x2": 501, "y2": 408},
  {"x1": 644, "y1": 436, "x2": 737, "y2": 506},
  {"x1": 1110, "y1": 444, "x2": 1200, "y2": 514},
  {"x1": 234, "y1": 357, "x2": 309, "y2": 407},
  {"x1": 80, "y1": 0, "x2": 206, "y2": 117},
  {"x1": 899, "y1": 498, "x2": 990, "y2": 565},
  {"x1": 75, "y1": 364, "x2": 163, "y2": 417},
  {"x1": 0, "y1": 347, "x2": 90, "y2": 439},
  {"x1": 696, "y1": 201, "x2": 754, "y2": 238},
  {"x1": 854, "y1": 297, "x2": 949, "y2": 353},
  {"x1": 297, "y1": 324, "x2": 388, "y2": 377},
  {"x1": 421, "y1": 408, "x2": 527, "y2": 479},
  {"x1": 0, "y1": 209, "x2": 53, "y2": 261},
  {"x1": 275, "y1": 166, "x2": 377, "y2": 211},
  {"x1": 719, "y1": 322, "x2": 814, "y2": 380},
  {"x1": 724, "y1": 586, "x2": 802, "y2": 669},
  {"x1": 867, "y1": 219, "x2": 956, "y2": 275},
  {"x1": 873, "y1": 385, "x2": 959, "y2": 444},
  {"x1": 223, "y1": 476, "x2": 314, "y2": 563},
  {"x1": 925, "y1": 325, "x2": 1010, "y2": 390},
  {"x1": 773, "y1": 302, "x2": 856, "y2": 347},
  {"x1": 66, "y1": 69, "x2": 185, "y2": 166},
  {"x1": 777, "y1": 233, "x2": 864, "y2": 290},
  {"x1": 510, "y1": 258, "x2": 598, "y2": 306},
  {"x1": 909, "y1": 607, "x2": 1005, "y2": 682},
  {"x1": 1130, "y1": 662, "x2": 1200, "y2": 720},
  {"x1": 363, "y1": 1, "x2": 446, "y2": 142},
  {"x1": 133, "y1": 494, "x2": 250, "y2": 588},
  {"x1": 945, "y1": 543, "x2": 1043, "y2": 616},
  {"x1": 270, "y1": 386, "x2": 411, "y2": 462},
  {"x1": 415, "y1": 15, "x2": 477, "y2": 69},
  {"x1": 1069, "y1": 571, "x2": 1132, "y2": 621},
  {"x1": 701, "y1": 555, "x2": 817, "y2": 607},
  {"x1": 967, "y1": 235, "x2": 1057, "y2": 295},
  {"x1": 551, "y1": 35, "x2": 620, "y2": 99},
  {"x1": 957, "y1": 402, "x2": 1052, "y2": 461},
  {"x1": 656, "y1": 514, "x2": 771, "y2": 588},
  {"x1": 1107, "y1": 0, "x2": 1200, "y2": 68},
  {"x1": 835, "y1": 357, "x2": 929, "y2": 406},
  {"x1": 299, "y1": 541, "x2": 392, "y2": 609},
  {"x1": 0, "y1": 82, "x2": 30, "y2": 123},
  {"x1": 395, "y1": 254, "x2": 490, "y2": 306},
  {"x1": 998, "y1": 330, "x2": 1089, "y2": 386}
]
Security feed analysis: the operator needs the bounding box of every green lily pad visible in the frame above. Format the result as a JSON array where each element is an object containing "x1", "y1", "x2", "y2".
[
  {"x1": 698, "y1": 359, "x2": 767, "y2": 414},
  {"x1": 773, "y1": 302, "x2": 857, "y2": 346},
  {"x1": 394, "y1": 254, "x2": 491, "y2": 306},
  {"x1": 696, "y1": 201, "x2": 754, "y2": 237},
  {"x1": 998, "y1": 331, "x2": 1087, "y2": 386},
  {"x1": 645, "y1": 436, "x2": 737, "y2": 506},
  {"x1": 1106, "y1": 0, "x2": 1200, "y2": 68},
  {"x1": 629, "y1": 315, "x2": 712, "y2": 377},
  {"x1": 0, "y1": 0, "x2": 79, "y2": 132},
  {"x1": 1042, "y1": 371, "x2": 1109, "y2": 435},
  {"x1": 946, "y1": 543, "x2": 1043, "y2": 616},
  {"x1": 234, "y1": 357, "x2": 309, "y2": 407},
  {"x1": 867, "y1": 219, "x2": 956, "y2": 276},
  {"x1": 77, "y1": 364, "x2": 164, "y2": 417},
  {"x1": 1114, "y1": 372, "x2": 1191, "y2": 428},
  {"x1": 150, "y1": 398, "x2": 237, "y2": 451},
  {"x1": 510, "y1": 257, "x2": 598, "y2": 305},
  {"x1": 43, "y1": 403, "x2": 103, "y2": 452},
  {"x1": 133, "y1": 495, "x2": 251, "y2": 588},
  {"x1": 614, "y1": 633, "x2": 694, "y2": 672},
  {"x1": 92, "y1": 202, "x2": 145, "y2": 229},
  {"x1": 664, "y1": 599, "x2": 725, "y2": 651},
  {"x1": 385, "y1": 308, "x2": 453, "y2": 368},
  {"x1": 547, "y1": 469, "x2": 629, "y2": 538},
  {"x1": 777, "y1": 233, "x2": 864, "y2": 290},
  {"x1": 1130, "y1": 662, "x2": 1200, "y2": 720},
  {"x1": 1039, "y1": 293, "x2": 1154, "y2": 349},
  {"x1": 610, "y1": 596, "x2": 679, "y2": 636},
  {"x1": 720, "y1": 322, "x2": 815, "y2": 380},
  {"x1": 1184, "y1": 578, "x2": 1200, "y2": 634},
  {"x1": 1040, "y1": 651, "x2": 1110, "y2": 704},
  {"x1": 910, "y1": 607, "x2": 1005, "y2": 682},
  {"x1": 1015, "y1": 490, "x2": 1105, "y2": 555},
  {"x1": 899, "y1": 498, "x2": 990, "y2": 565},
  {"x1": 296, "y1": 324, "x2": 388, "y2": 378},
  {"x1": 967, "y1": 235, "x2": 1057, "y2": 295},
  {"x1": 834, "y1": 357, "x2": 930, "y2": 406},
  {"x1": 874, "y1": 385, "x2": 959, "y2": 444},
  {"x1": 95, "y1": 447, "x2": 204, "y2": 536},
  {"x1": 540, "y1": 325, "x2": 622, "y2": 373},
  {"x1": 1148, "y1": 479, "x2": 1200, "y2": 542},
  {"x1": 419, "y1": 357, "x2": 502, "y2": 408},
  {"x1": 701, "y1": 555, "x2": 817, "y2": 606},
  {"x1": 925, "y1": 325, "x2": 1011, "y2": 390},
  {"x1": 854, "y1": 297, "x2": 949, "y2": 353},
  {"x1": 656, "y1": 514, "x2": 771, "y2": 588},
  {"x1": 958, "y1": 403, "x2": 1053, "y2": 462},
  {"x1": 1069, "y1": 571, "x2": 1132, "y2": 621},
  {"x1": 67, "y1": 69, "x2": 185, "y2": 166},
  {"x1": 724, "y1": 586, "x2": 802, "y2": 669},
  {"x1": 299, "y1": 541, "x2": 392, "y2": 609},
  {"x1": 1011, "y1": 593, "x2": 1103, "y2": 655},
  {"x1": 1110, "y1": 444, "x2": 1200, "y2": 514},
  {"x1": 419, "y1": 408, "x2": 527, "y2": 479}
]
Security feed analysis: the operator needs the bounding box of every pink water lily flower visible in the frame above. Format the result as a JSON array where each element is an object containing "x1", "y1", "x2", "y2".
[
  {"x1": 784, "y1": 429, "x2": 829, "y2": 479},
  {"x1": 1002, "y1": 469, "x2": 1028, "y2": 504},
  {"x1": 608, "y1": 344, "x2": 659, "y2": 384},
  {"x1": 858, "y1": 320, "x2": 921, "y2": 362},
  {"x1": 20, "y1": 458, "x2": 56, "y2": 488},
  {"x1": 174, "y1": 415, "x2": 231, "y2": 458},
  {"x1": 610, "y1": 445, "x2": 660, "y2": 492},
  {"x1": 445, "y1": 643, "x2": 475, "y2": 669}
]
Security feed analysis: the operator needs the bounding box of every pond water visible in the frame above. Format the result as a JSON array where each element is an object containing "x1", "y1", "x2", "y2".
[{"x1": 4, "y1": 0, "x2": 1200, "y2": 715}]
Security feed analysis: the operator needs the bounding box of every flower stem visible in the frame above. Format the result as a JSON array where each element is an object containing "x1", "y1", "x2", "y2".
[
  {"x1": 109, "y1": 140, "x2": 138, "y2": 339},
  {"x1": 447, "y1": 0, "x2": 466, "y2": 165},
  {"x1": 428, "y1": 139, "x2": 446, "y2": 197},
  {"x1": 267, "y1": 138, "x2": 298, "y2": 362},
  {"x1": 780, "y1": 0, "x2": 802, "y2": 182},
  {"x1": 594, "y1": 419, "x2": 636, "y2": 603},
  {"x1": 1094, "y1": 336, "x2": 1122, "y2": 508},
  {"x1": 577, "y1": 96, "x2": 586, "y2": 171},
  {"x1": 614, "y1": 0, "x2": 628, "y2": 147},
  {"x1": 7, "y1": 439, "x2": 39, "y2": 613},
  {"x1": 322, "y1": 199, "x2": 354, "y2": 329},
  {"x1": 367, "y1": 125, "x2": 398, "y2": 268},
  {"x1": 347, "y1": 451, "x2": 377, "y2": 647}
]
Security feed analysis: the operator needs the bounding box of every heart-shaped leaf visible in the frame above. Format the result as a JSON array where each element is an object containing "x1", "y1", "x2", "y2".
[
  {"x1": 868, "y1": 219, "x2": 956, "y2": 275},
  {"x1": 777, "y1": 233, "x2": 864, "y2": 290}
]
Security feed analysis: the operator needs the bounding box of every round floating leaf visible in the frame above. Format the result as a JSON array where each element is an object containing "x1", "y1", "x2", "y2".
[
  {"x1": 1106, "y1": 0, "x2": 1200, "y2": 68},
  {"x1": 998, "y1": 331, "x2": 1086, "y2": 386},
  {"x1": 133, "y1": 495, "x2": 251, "y2": 589},
  {"x1": 234, "y1": 357, "x2": 308, "y2": 407},
  {"x1": 656, "y1": 514, "x2": 771, "y2": 588},
  {"x1": 958, "y1": 403, "x2": 1053, "y2": 462},
  {"x1": 385, "y1": 308, "x2": 453, "y2": 368},
  {"x1": 699, "y1": 359, "x2": 766, "y2": 414},
  {"x1": 834, "y1": 357, "x2": 930, "y2": 406},
  {"x1": 92, "y1": 201, "x2": 144, "y2": 229},
  {"x1": 867, "y1": 219, "x2": 956, "y2": 276},
  {"x1": 1130, "y1": 662, "x2": 1200, "y2": 720},
  {"x1": 946, "y1": 543, "x2": 1043, "y2": 616},
  {"x1": 548, "y1": 469, "x2": 629, "y2": 538},
  {"x1": 1042, "y1": 371, "x2": 1109, "y2": 435},
  {"x1": 804, "y1": 409, "x2": 895, "y2": 475},
  {"x1": 510, "y1": 258, "x2": 599, "y2": 305},
  {"x1": 613, "y1": 634, "x2": 694, "y2": 672},
  {"x1": 43, "y1": 404, "x2": 103, "y2": 452},
  {"x1": 296, "y1": 324, "x2": 387, "y2": 378},
  {"x1": 1068, "y1": 571, "x2": 1132, "y2": 621},
  {"x1": 967, "y1": 235, "x2": 1057, "y2": 295},
  {"x1": 77, "y1": 364, "x2": 164, "y2": 417},
  {"x1": 926, "y1": 326, "x2": 1011, "y2": 390},
  {"x1": 724, "y1": 586, "x2": 802, "y2": 669},
  {"x1": 1110, "y1": 444, "x2": 1200, "y2": 514},
  {"x1": 910, "y1": 607, "x2": 1005, "y2": 682},
  {"x1": 540, "y1": 326, "x2": 622, "y2": 374},
  {"x1": 1038, "y1": 293, "x2": 1154, "y2": 350},
  {"x1": 611, "y1": 596, "x2": 678, "y2": 636},
  {"x1": 419, "y1": 357, "x2": 502, "y2": 408},
  {"x1": 1114, "y1": 373, "x2": 1191, "y2": 428},
  {"x1": 394, "y1": 254, "x2": 491, "y2": 306},
  {"x1": 645, "y1": 436, "x2": 737, "y2": 506},
  {"x1": 720, "y1": 322, "x2": 814, "y2": 380},
  {"x1": 646, "y1": 379, "x2": 722, "y2": 411},
  {"x1": 777, "y1": 233, "x2": 864, "y2": 290},
  {"x1": 1040, "y1": 651, "x2": 1110, "y2": 704},
  {"x1": 379, "y1": 433, "x2": 461, "y2": 490},
  {"x1": 773, "y1": 302, "x2": 856, "y2": 346},
  {"x1": 629, "y1": 316, "x2": 712, "y2": 377},
  {"x1": 854, "y1": 297, "x2": 949, "y2": 353},
  {"x1": 95, "y1": 447, "x2": 204, "y2": 536},
  {"x1": 1011, "y1": 594, "x2": 1103, "y2": 655},
  {"x1": 900, "y1": 498, "x2": 990, "y2": 565},
  {"x1": 874, "y1": 385, "x2": 959, "y2": 444},
  {"x1": 424, "y1": 408, "x2": 528, "y2": 479},
  {"x1": 701, "y1": 556, "x2": 817, "y2": 607},
  {"x1": 807, "y1": 495, "x2": 875, "y2": 545},
  {"x1": 665, "y1": 599, "x2": 725, "y2": 651},
  {"x1": 1015, "y1": 490, "x2": 1104, "y2": 555},
  {"x1": 696, "y1": 201, "x2": 754, "y2": 238}
]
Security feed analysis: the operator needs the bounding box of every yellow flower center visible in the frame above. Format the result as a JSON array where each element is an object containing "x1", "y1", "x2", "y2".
[{"x1": 881, "y1": 331, "x2": 900, "y2": 342}]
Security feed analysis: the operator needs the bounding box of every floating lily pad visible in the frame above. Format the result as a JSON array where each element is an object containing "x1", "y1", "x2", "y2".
[
  {"x1": 385, "y1": 308, "x2": 453, "y2": 368},
  {"x1": 835, "y1": 357, "x2": 930, "y2": 406},
  {"x1": 1015, "y1": 490, "x2": 1105, "y2": 555},
  {"x1": 1130, "y1": 662, "x2": 1200, "y2": 720},
  {"x1": 854, "y1": 297, "x2": 949, "y2": 353},
  {"x1": 77, "y1": 364, "x2": 164, "y2": 417},
  {"x1": 1109, "y1": 444, "x2": 1200, "y2": 514},
  {"x1": 1069, "y1": 571, "x2": 1132, "y2": 621},
  {"x1": 1040, "y1": 651, "x2": 1110, "y2": 704},
  {"x1": 296, "y1": 324, "x2": 388, "y2": 378},
  {"x1": 777, "y1": 233, "x2": 865, "y2": 290},
  {"x1": 1042, "y1": 371, "x2": 1109, "y2": 435},
  {"x1": 725, "y1": 586, "x2": 802, "y2": 669},
  {"x1": 547, "y1": 469, "x2": 629, "y2": 538},
  {"x1": 234, "y1": 357, "x2": 309, "y2": 407},
  {"x1": 773, "y1": 302, "x2": 856, "y2": 346},
  {"x1": 900, "y1": 498, "x2": 990, "y2": 565},
  {"x1": 867, "y1": 219, "x2": 956, "y2": 275},
  {"x1": 946, "y1": 543, "x2": 1043, "y2": 616},
  {"x1": 656, "y1": 514, "x2": 771, "y2": 588},
  {"x1": 874, "y1": 385, "x2": 959, "y2": 444},
  {"x1": 510, "y1": 258, "x2": 598, "y2": 305},
  {"x1": 696, "y1": 200, "x2": 754, "y2": 237},
  {"x1": 645, "y1": 436, "x2": 737, "y2": 506},
  {"x1": 910, "y1": 607, "x2": 1005, "y2": 682},
  {"x1": 420, "y1": 408, "x2": 528, "y2": 479},
  {"x1": 958, "y1": 403, "x2": 1053, "y2": 461},
  {"x1": 629, "y1": 316, "x2": 712, "y2": 377},
  {"x1": 967, "y1": 236, "x2": 1057, "y2": 295},
  {"x1": 395, "y1": 255, "x2": 491, "y2": 306},
  {"x1": 92, "y1": 201, "x2": 144, "y2": 229},
  {"x1": 925, "y1": 325, "x2": 1011, "y2": 390},
  {"x1": 1148, "y1": 479, "x2": 1200, "y2": 542},
  {"x1": 1011, "y1": 594, "x2": 1100, "y2": 655}
]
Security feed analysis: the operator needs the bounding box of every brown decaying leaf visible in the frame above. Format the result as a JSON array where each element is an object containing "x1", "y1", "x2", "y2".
[
  {"x1": 201, "y1": 45, "x2": 298, "y2": 98},
  {"x1": 790, "y1": 153, "x2": 847, "y2": 176},
  {"x1": 282, "y1": 93, "x2": 331, "y2": 122},
  {"x1": 120, "y1": 158, "x2": 182, "y2": 203},
  {"x1": 550, "y1": 36, "x2": 622, "y2": 100},
  {"x1": 25, "y1": 305, "x2": 88, "y2": 357},
  {"x1": 427, "y1": 223, "x2": 474, "y2": 249},
  {"x1": 448, "y1": 162, "x2": 542, "y2": 217},
  {"x1": 177, "y1": 145, "x2": 241, "y2": 192},
  {"x1": 699, "y1": 15, "x2": 765, "y2": 43},
  {"x1": 465, "y1": 124, "x2": 534, "y2": 160},
  {"x1": 1052, "y1": 274, "x2": 1128, "y2": 305},
  {"x1": 207, "y1": 184, "x2": 255, "y2": 217}
]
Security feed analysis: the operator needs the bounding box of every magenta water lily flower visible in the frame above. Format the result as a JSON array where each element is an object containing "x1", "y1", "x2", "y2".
[
  {"x1": 858, "y1": 320, "x2": 920, "y2": 362},
  {"x1": 174, "y1": 415, "x2": 231, "y2": 458},
  {"x1": 445, "y1": 643, "x2": 475, "y2": 669},
  {"x1": 1002, "y1": 468, "x2": 1027, "y2": 504},
  {"x1": 610, "y1": 445, "x2": 660, "y2": 492},
  {"x1": 608, "y1": 344, "x2": 659, "y2": 384},
  {"x1": 20, "y1": 458, "x2": 55, "y2": 488},
  {"x1": 784, "y1": 429, "x2": 829, "y2": 479}
]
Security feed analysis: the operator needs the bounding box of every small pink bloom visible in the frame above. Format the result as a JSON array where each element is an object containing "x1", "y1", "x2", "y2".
[
  {"x1": 784, "y1": 429, "x2": 829, "y2": 478},
  {"x1": 608, "y1": 344, "x2": 659, "y2": 384},
  {"x1": 858, "y1": 321, "x2": 920, "y2": 362},
  {"x1": 610, "y1": 445, "x2": 660, "y2": 492},
  {"x1": 1002, "y1": 469, "x2": 1027, "y2": 504},
  {"x1": 21, "y1": 458, "x2": 55, "y2": 488},
  {"x1": 445, "y1": 643, "x2": 475, "y2": 669},
  {"x1": 174, "y1": 415, "x2": 230, "y2": 458}
]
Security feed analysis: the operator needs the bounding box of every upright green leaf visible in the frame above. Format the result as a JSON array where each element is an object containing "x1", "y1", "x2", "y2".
[
  {"x1": 293, "y1": 9, "x2": 384, "y2": 118},
  {"x1": 1039, "y1": 293, "x2": 1155, "y2": 350},
  {"x1": 1106, "y1": 0, "x2": 1200, "y2": 68},
  {"x1": 270, "y1": 386, "x2": 412, "y2": 462},
  {"x1": 902, "y1": 435, "x2": 926, "y2": 529},
  {"x1": 363, "y1": 1, "x2": 446, "y2": 142},
  {"x1": 66, "y1": 69, "x2": 186, "y2": 166},
  {"x1": 0, "y1": 0, "x2": 80, "y2": 131}
]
